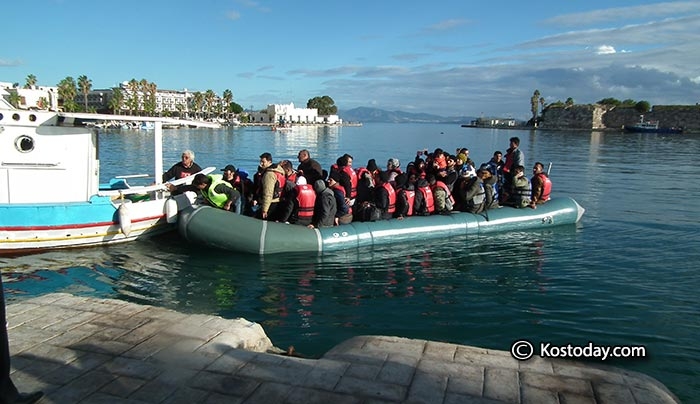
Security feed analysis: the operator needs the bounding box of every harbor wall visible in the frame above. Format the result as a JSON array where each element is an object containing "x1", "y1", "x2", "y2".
[{"x1": 540, "y1": 104, "x2": 700, "y2": 133}]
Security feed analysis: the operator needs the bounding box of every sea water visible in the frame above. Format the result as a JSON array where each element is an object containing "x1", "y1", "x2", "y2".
[{"x1": 2, "y1": 123, "x2": 699, "y2": 401}]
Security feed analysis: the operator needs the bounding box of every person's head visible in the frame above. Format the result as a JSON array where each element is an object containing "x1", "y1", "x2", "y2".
[
  {"x1": 387, "y1": 158, "x2": 400, "y2": 170},
  {"x1": 192, "y1": 173, "x2": 210, "y2": 189},
  {"x1": 394, "y1": 173, "x2": 408, "y2": 189},
  {"x1": 376, "y1": 170, "x2": 390, "y2": 185},
  {"x1": 328, "y1": 170, "x2": 341, "y2": 187},
  {"x1": 493, "y1": 151, "x2": 503, "y2": 162},
  {"x1": 221, "y1": 164, "x2": 237, "y2": 180},
  {"x1": 296, "y1": 176, "x2": 307, "y2": 186},
  {"x1": 514, "y1": 165, "x2": 525, "y2": 177},
  {"x1": 477, "y1": 169, "x2": 492, "y2": 180},
  {"x1": 509, "y1": 137, "x2": 520, "y2": 148},
  {"x1": 279, "y1": 160, "x2": 294, "y2": 176},
  {"x1": 297, "y1": 149, "x2": 310, "y2": 163},
  {"x1": 366, "y1": 159, "x2": 378, "y2": 172},
  {"x1": 259, "y1": 152, "x2": 272, "y2": 169},
  {"x1": 427, "y1": 174, "x2": 436, "y2": 185},
  {"x1": 181, "y1": 150, "x2": 195, "y2": 168},
  {"x1": 313, "y1": 179, "x2": 326, "y2": 193},
  {"x1": 447, "y1": 155, "x2": 456, "y2": 167},
  {"x1": 338, "y1": 153, "x2": 353, "y2": 167},
  {"x1": 533, "y1": 162, "x2": 544, "y2": 174}
]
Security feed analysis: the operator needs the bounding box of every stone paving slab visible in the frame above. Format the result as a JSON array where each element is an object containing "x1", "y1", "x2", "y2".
[{"x1": 5, "y1": 294, "x2": 680, "y2": 403}]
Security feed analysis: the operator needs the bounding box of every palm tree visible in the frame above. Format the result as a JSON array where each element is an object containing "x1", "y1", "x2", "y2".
[
  {"x1": 57, "y1": 77, "x2": 78, "y2": 112},
  {"x1": 37, "y1": 97, "x2": 49, "y2": 110},
  {"x1": 192, "y1": 92, "x2": 204, "y2": 119},
  {"x1": 223, "y1": 89, "x2": 233, "y2": 119},
  {"x1": 127, "y1": 79, "x2": 140, "y2": 115},
  {"x1": 8, "y1": 90, "x2": 21, "y2": 108},
  {"x1": 25, "y1": 74, "x2": 37, "y2": 89},
  {"x1": 109, "y1": 87, "x2": 124, "y2": 114},
  {"x1": 204, "y1": 89, "x2": 216, "y2": 119},
  {"x1": 77, "y1": 75, "x2": 92, "y2": 112}
]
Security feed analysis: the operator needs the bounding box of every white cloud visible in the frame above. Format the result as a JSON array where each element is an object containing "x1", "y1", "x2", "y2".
[{"x1": 596, "y1": 45, "x2": 617, "y2": 55}]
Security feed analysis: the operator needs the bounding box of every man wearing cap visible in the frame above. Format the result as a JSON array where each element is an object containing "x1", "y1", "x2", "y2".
[
  {"x1": 192, "y1": 173, "x2": 241, "y2": 212},
  {"x1": 221, "y1": 164, "x2": 243, "y2": 214}
]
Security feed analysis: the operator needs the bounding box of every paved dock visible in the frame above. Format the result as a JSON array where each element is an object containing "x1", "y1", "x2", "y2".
[{"x1": 7, "y1": 293, "x2": 678, "y2": 403}]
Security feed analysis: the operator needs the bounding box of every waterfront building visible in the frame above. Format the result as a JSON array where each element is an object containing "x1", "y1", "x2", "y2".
[
  {"x1": 0, "y1": 82, "x2": 59, "y2": 111},
  {"x1": 248, "y1": 102, "x2": 341, "y2": 124}
]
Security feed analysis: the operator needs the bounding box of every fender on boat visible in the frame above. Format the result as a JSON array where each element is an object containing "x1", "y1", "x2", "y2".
[
  {"x1": 165, "y1": 198, "x2": 179, "y2": 224},
  {"x1": 118, "y1": 202, "x2": 132, "y2": 237},
  {"x1": 178, "y1": 197, "x2": 585, "y2": 255}
]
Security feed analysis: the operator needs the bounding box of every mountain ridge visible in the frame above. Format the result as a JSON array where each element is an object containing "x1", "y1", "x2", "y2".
[{"x1": 340, "y1": 107, "x2": 475, "y2": 124}]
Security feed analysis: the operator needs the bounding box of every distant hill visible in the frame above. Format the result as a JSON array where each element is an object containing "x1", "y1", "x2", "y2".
[{"x1": 340, "y1": 107, "x2": 475, "y2": 124}]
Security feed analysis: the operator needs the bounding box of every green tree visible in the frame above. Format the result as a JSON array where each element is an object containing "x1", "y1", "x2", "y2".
[
  {"x1": 57, "y1": 77, "x2": 78, "y2": 112},
  {"x1": 597, "y1": 98, "x2": 621, "y2": 106},
  {"x1": 635, "y1": 100, "x2": 651, "y2": 113},
  {"x1": 37, "y1": 96, "x2": 49, "y2": 110},
  {"x1": 530, "y1": 90, "x2": 541, "y2": 121},
  {"x1": 192, "y1": 92, "x2": 204, "y2": 119},
  {"x1": 127, "y1": 79, "x2": 140, "y2": 115},
  {"x1": 222, "y1": 89, "x2": 233, "y2": 118},
  {"x1": 565, "y1": 97, "x2": 574, "y2": 108},
  {"x1": 621, "y1": 99, "x2": 636, "y2": 107},
  {"x1": 109, "y1": 87, "x2": 124, "y2": 114},
  {"x1": 204, "y1": 89, "x2": 216, "y2": 118},
  {"x1": 7, "y1": 89, "x2": 21, "y2": 108},
  {"x1": 307, "y1": 95, "x2": 338, "y2": 115},
  {"x1": 77, "y1": 75, "x2": 92, "y2": 112},
  {"x1": 230, "y1": 102, "x2": 243, "y2": 114},
  {"x1": 25, "y1": 74, "x2": 37, "y2": 89}
]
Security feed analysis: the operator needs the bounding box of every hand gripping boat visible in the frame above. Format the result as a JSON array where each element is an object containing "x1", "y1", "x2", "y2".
[{"x1": 178, "y1": 197, "x2": 585, "y2": 255}]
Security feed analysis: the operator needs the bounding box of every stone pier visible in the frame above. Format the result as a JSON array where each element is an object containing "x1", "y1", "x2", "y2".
[{"x1": 6, "y1": 294, "x2": 679, "y2": 403}]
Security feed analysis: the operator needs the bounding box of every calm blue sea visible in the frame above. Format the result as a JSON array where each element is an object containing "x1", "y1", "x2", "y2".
[{"x1": 3, "y1": 123, "x2": 699, "y2": 401}]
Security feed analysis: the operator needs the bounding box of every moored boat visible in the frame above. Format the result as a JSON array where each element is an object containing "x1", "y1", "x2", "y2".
[
  {"x1": 624, "y1": 115, "x2": 683, "y2": 134},
  {"x1": 178, "y1": 197, "x2": 585, "y2": 255},
  {"x1": 0, "y1": 91, "x2": 210, "y2": 255}
]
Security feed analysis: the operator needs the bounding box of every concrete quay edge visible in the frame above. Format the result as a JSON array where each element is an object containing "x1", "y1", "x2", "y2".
[{"x1": 5, "y1": 293, "x2": 679, "y2": 404}]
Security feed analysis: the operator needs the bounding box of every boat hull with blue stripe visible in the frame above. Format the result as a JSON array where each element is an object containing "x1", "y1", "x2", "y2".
[
  {"x1": 0, "y1": 90, "x2": 210, "y2": 255},
  {"x1": 178, "y1": 197, "x2": 585, "y2": 255}
]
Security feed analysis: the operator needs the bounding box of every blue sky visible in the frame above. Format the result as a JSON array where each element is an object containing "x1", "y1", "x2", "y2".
[{"x1": 2, "y1": 0, "x2": 699, "y2": 119}]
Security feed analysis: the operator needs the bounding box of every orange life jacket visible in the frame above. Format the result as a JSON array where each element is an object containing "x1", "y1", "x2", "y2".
[{"x1": 382, "y1": 182, "x2": 396, "y2": 214}]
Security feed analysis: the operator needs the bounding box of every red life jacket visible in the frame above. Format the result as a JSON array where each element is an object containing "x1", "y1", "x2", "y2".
[
  {"x1": 402, "y1": 189, "x2": 415, "y2": 216},
  {"x1": 503, "y1": 149, "x2": 515, "y2": 174},
  {"x1": 382, "y1": 182, "x2": 396, "y2": 214},
  {"x1": 342, "y1": 165, "x2": 358, "y2": 198},
  {"x1": 331, "y1": 183, "x2": 352, "y2": 215},
  {"x1": 431, "y1": 180, "x2": 455, "y2": 205},
  {"x1": 269, "y1": 169, "x2": 286, "y2": 200},
  {"x1": 536, "y1": 173, "x2": 552, "y2": 202},
  {"x1": 295, "y1": 184, "x2": 316, "y2": 218},
  {"x1": 416, "y1": 185, "x2": 435, "y2": 214},
  {"x1": 287, "y1": 172, "x2": 297, "y2": 186}
]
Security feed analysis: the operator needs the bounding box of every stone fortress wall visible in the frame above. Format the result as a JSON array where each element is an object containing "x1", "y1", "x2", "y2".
[{"x1": 540, "y1": 104, "x2": 700, "y2": 133}]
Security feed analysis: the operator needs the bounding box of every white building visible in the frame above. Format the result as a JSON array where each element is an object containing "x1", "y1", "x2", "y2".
[
  {"x1": 0, "y1": 82, "x2": 59, "y2": 110},
  {"x1": 248, "y1": 102, "x2": 341, "y2": 124}
]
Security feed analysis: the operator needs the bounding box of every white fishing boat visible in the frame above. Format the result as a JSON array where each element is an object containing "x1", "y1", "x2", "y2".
[{"x1": 0, "y1": 90, "x2": 213, "y2": 255}]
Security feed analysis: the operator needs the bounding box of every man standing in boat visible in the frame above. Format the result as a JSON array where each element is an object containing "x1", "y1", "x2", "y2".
[
  {"x1": 296, "y1": 149, "x2": 323, "y2": 186},
  {"x1": 163, "y1": 150, "x2": 202, "y2": 192}
]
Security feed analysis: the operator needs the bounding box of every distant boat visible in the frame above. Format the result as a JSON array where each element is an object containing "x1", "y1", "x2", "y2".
[{"x1": 624, "y1": 115, "x2": 683, "y2": 134}]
